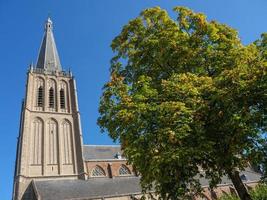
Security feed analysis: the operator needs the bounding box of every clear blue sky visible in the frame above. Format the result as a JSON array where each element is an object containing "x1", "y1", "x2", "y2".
[{"x1": 0, "y1": 0, "x2": 266, "y2": 199}]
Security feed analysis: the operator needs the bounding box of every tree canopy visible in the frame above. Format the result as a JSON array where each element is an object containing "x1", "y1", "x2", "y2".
[{"x1": 98, "y1": 6, "x2": 267, "y2": 200}]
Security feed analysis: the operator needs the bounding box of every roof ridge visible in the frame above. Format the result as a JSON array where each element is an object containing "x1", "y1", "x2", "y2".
[{"x1": 83, "y1": 144, "x2": 121, "y2": 147}]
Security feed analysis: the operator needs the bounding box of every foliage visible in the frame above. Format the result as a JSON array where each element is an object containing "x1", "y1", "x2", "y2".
[
  {"x1": 219, "y1": 194, "x2": 239, "y2": 200},
  {"x1": 250, "y1": 184, "x2": 267, "y2": 199},
  {"x1": 98, "y1": 6, "x2": 267, "y2": 199},
  {"x1": 219, "y1": 184, "x2": 267, "y2": 200}
]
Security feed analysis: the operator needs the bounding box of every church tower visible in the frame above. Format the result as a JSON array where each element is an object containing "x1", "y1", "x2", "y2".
[{"x1": 13, "y1": 18, "x2": 86, "y2": 200}]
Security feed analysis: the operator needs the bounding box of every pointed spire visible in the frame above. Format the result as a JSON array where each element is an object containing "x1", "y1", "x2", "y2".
[{"x1": 36, "y1": 17, "x2": 62, "y2": 72}]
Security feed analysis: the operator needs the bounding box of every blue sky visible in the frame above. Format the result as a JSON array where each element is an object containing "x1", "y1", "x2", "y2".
[{"x1": 0, "y1": 0, "x2": 267, "y2": 199}]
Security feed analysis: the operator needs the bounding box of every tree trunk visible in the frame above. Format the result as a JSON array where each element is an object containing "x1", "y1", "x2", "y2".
[{"x1": 227, "y1": 169, "x2": 252, "y2": 200}]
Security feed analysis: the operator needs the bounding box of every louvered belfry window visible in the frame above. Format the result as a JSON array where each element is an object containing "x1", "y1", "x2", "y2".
[
  {"x1": 49, "y1": 87, "x2": 55, "y2": 108},
  {"x1": 60, "y1": 89, "x2": 65, "y2": 109},
  {"x1": 37, "y1": 86, "x2": 44, "y2": 107}
]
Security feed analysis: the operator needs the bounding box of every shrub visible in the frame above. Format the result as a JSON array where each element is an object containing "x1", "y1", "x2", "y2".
[
  {"x1": 219, "y1": 184, "x2": 267, "y2": 200},
  {"x1": 250, "y1": 184, "x2": 267, "y2": 200},
  {"x1": 219, "y1": 194, "x2": 239, "y2": 200}
]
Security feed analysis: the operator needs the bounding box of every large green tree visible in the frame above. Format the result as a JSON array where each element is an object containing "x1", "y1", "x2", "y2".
[{"x1": 98, "y1": 7, "x2": 267, "y2": 200}]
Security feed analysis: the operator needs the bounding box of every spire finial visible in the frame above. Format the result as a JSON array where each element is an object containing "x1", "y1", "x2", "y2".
[{"x1": 45, "y1": 16, "x2": 53, "y2": 31}]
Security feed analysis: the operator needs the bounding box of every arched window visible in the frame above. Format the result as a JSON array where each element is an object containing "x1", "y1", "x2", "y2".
[
  {"x1": 49, "y1": 87, "x2": 55, "y2": 108},
  {"x1": 119, "y1": 165, "x2": 131, "y2": 176},
  {"x1": 37, "y1": 86, "x2": 43, "y2": 107},
  {"x1": 60, "y1": 89, "x2": 65, "y2": 109},
  {"x1": 91, "y1": 166, "x2": 106, "y2": 177}
]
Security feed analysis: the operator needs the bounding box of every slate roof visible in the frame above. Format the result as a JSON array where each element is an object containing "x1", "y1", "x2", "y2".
[
  {"x1": 83, "y1": 145, "x2": 124, "y2": 161},
  {"x1": 34, "y1": 177, "x2": 141, "y2": 200},
  {"x1": 36, "y1": 18, "x2": 62, "y2": 72},
  {"x1": 36, "y1": 144, "x2": 262, "y2": 199},
  {"x1": 199, "y1": 168, "x2": 262, "y2": 187},
  {"x1": 33, "y1": 169, "x2": 262, "y2": 200}
]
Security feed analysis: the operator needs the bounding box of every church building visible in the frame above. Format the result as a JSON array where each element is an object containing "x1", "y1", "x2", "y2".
[{"x1": 12, "y1": 18, "x2": 262, "y2": 200}]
